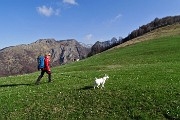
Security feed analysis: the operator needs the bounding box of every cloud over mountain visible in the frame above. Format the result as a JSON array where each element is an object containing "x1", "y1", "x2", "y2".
[{"x1": 85, "y1": 34, "x2": 93, "y2": 41}]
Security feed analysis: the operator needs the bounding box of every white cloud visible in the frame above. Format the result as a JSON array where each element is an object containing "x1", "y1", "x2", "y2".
[
  {"x1": 85, "y1": 34, "x2": 93, "y2": 41},
  {"x1": 37, "y1": 6, "x2": 53, "y2": 17},
  {"x1": 37, "y1": 5, "x2": 60, "y2": 17},
  {"x1": 63, "y1": 0, "x2": 78, "y2": 5},
  {"x1": 111, "y1": 14, "x2": 122, "y2": 23},
  {"x1": 36, "y1": 0, "x2": 78, "y2": 17}
]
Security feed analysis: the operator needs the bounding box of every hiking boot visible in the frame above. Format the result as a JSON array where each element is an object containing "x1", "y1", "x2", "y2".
[{"x1": 35, "y1": 82, "x2": 40, "y2": 85}]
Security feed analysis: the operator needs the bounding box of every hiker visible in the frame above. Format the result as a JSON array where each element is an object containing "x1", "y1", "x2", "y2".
[{"x1": 35, "y1": 53, "x2": 52, "y2": 85}]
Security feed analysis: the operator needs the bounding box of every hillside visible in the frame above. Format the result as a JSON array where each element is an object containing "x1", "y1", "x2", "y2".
[
  {"x1": 89, "y1": 15, "x2": 180, "y2": 56},
  {"x1": 0, "y1": 24, "x2": 180, "y2": 119},
  {"x1": 113, "y1": 23, "x2": 180, "y2": 49}
]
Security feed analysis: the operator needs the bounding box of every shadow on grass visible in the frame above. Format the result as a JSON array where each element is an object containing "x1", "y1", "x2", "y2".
[
  {"x1": 79, "y1": 86, "x2": 94, "y2": 90},
  {"x1": 0, "y1": 83, "x2": 32, "y2": 88},
  {"x1": 163, "y1": 113, "x2": 179, "y2": 120}
]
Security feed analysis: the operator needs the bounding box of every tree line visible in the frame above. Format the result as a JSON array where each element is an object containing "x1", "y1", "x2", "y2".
[{"x1": 122, "y1": 15, "x2": 180, "y2": 43}]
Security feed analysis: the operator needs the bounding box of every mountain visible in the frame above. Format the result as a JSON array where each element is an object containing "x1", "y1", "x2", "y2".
[
  {"x1": 89, "y1": 15, "x2": 180, "y2": 56},
  {"x1": 113, "y1": 23, "x2": 180, "y2": 49},
  {"x1": 88, "y1": 37, "x2": 123, "y2": 56},
  {"x1": 1, "y1": 15, "x2": 180, "y2": 77},
  {"x1": 0, "y1": 39, "x2": 91, "y2": 77},
  {"x1": 122, "y1": 15, "x2": 180, "y2": 43}
]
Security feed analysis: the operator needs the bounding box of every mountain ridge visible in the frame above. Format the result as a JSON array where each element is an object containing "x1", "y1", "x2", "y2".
[
  {"x1": 1, "y1": 15, "x2": 180, "y2": 77},
  {"x1": 0, "y1": 39, "x2": 91, "y2": 77},
  {"x1": 111, "y1": 23, "x2": 180, "y2": 50},
  {"x1": 88, "y1": 15, "x2": 180, "y2": 56}
]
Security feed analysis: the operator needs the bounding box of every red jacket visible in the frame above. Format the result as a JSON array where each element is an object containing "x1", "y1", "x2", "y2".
[{"x1": 43, "y1": 56, "x2": 50, "y2": 71}]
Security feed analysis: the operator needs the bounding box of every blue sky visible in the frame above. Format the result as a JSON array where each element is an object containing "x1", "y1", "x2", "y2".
[{"x1": 0, "y1": 0, "x2": 180, "y2": 49}]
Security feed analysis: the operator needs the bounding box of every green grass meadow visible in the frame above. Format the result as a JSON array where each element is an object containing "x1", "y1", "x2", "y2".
[{"x1": 0, "y1": 35, "x2": 180, "y2": 119}]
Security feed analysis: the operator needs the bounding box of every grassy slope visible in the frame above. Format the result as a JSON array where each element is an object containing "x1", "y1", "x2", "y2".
[{"x1": 0, "y1": 24, "x2": 180, "y2": 119}]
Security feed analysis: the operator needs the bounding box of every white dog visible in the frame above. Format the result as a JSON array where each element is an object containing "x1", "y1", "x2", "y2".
[{"x1": 94, "y1": 74, "x2": 109, "y2": 89}]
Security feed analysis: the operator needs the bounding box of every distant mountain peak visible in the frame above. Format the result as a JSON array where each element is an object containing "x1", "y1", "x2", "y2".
[
  {"x1": 35, "y1": 38, "x2": 57, "y2": 44},
  {"x1": 79, "y1": 42, "x2": 93, "y2": 48}
]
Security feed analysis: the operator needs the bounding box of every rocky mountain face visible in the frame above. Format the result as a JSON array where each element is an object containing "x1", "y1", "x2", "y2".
[
  {"x1": 0, "y1": 39, "x2": 91, "y2": 77},
  {"x1": 88, "y1": 37, "x2": 123, "y2": 56}
]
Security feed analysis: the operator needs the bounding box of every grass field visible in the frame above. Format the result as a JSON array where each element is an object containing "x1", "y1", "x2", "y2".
[{"x1": 0, "y1": 27, "x2": 180, "y2": 119}]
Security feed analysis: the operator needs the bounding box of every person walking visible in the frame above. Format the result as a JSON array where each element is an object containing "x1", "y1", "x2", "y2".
[{"x1": 35, "y1": 53, "x2": 52, "y2": 85}]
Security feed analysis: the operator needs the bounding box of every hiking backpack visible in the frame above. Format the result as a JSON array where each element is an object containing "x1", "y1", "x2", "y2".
[{"x1": 38, "y1": 56, "x2": 45, "y2": 69}]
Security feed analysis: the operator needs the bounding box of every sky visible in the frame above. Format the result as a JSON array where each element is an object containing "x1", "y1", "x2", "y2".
[{"x1": 0, "y1": 0, "x2": 180, "y2": 49}]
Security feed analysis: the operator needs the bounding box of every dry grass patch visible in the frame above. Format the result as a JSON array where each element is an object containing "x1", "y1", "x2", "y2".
[{"x1": 111, "y1": 23, "x2": 180, "y2": 50}]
